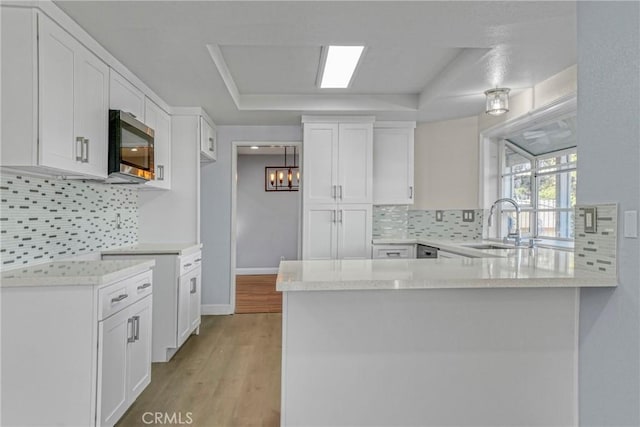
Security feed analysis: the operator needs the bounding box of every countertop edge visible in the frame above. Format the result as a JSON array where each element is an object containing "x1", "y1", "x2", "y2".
[{"x1": 101, "y1": 243, "x2": 203, "y2": 256}]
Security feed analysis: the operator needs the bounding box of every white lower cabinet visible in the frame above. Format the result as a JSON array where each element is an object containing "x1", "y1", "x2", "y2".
[
  {"x1": 0, "y1": 267, "x2": 153, "y2": 427},
  {"x1": 372, "y1": 244, "x2": 416, "y2": 259},
  {"x1": 98, "y1": 294, "x2": 152, "y2": 426},
  {"x1": 303, "y1": 204, "x2": 372, "y2": 260},
  {"x1": 102, "y1": 248, "x2": 202, "y2": 362}
]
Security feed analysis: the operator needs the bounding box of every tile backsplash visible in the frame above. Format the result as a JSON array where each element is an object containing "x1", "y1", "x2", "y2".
[
  {"x1": 373, "y1": 206, "x2": 483, "y2": 241},
  {"x1": 574, "y1": 204, "x2": 617, "y2": 276},
  {"x1": 0, "y1": 173, "x2": 138, "y2": 270}
]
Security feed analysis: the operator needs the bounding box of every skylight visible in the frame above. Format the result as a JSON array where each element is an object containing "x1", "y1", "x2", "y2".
[{"x1": 319, "y1": 46, "x2": 365, "y2": 89}]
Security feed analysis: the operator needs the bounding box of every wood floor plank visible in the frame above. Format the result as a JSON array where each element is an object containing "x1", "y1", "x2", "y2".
[
  {"x1": 235, "y1": 275, "x2": 282, "y2": 314},
  {"x1": 116, "y1": 313, "x2": 281, "y2": 427}
]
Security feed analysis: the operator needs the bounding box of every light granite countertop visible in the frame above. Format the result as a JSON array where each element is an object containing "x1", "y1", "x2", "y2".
[
  {"x1": 102, "y1": 243, "x2": 202, "y2": 256},
  {"x1": 277, "y1": 243, "x2": 617, "y2": 291},
  {"x1": 0, "y1": 259, "x2": 155, "y2": 287}
]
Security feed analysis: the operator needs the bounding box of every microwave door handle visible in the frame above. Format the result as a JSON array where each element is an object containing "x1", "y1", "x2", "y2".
[{"x1": 76, "y1": 137, "x2": 83, "y2": 162}]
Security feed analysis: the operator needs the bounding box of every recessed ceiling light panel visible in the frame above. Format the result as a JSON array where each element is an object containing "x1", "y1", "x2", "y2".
[{"x1": 319, "y1": 45, "x2": 365, "y2": 89}]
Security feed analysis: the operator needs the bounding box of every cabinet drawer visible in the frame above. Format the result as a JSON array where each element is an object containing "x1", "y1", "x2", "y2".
[
  {"x1": 372, "y1": 245, "x2": 415, "y2": 259},
  {"x1": 98, "y1": 270, "x2": 153, "y2": 320},
  {"x1": 180, "y1": 251, "x2": 202, "y2": 275}
]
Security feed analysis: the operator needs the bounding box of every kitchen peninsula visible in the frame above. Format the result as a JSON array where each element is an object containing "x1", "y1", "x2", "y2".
[{"x1": 276, "y1": 248, "x2": 616, "y2": 427}]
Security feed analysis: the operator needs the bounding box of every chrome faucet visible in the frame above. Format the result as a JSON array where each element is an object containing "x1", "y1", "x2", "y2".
[{"x1": 487, "y1": 198, "x2": 521, "y2": 247}]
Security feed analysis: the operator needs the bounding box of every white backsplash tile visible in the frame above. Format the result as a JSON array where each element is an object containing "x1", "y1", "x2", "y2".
[
  {"x1": 0, "y1": 173, "x2": 138, "y2": 270},
  {"x1": 574, "y1": 204, "x2": 617, "y2": 277}
]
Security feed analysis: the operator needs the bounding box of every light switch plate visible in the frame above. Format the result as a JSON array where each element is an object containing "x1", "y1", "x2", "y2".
[
  {"x1": 435, "y1": 210, "x2": 443, "y2": 222},
  {"x1": 624, "y1": 210, "x2": 637, "y2": 238},
  {"x1": 584, "y1": 207, "x2": 597, "y2": 233},
  {"x1": 462, "y1": 210, "x2": 475, "y2": 222}
]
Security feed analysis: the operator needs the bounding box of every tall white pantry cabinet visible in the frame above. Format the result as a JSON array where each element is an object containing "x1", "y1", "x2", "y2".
[{"x1": 302, "y1": 117, "x2": 374, "y2": 260}]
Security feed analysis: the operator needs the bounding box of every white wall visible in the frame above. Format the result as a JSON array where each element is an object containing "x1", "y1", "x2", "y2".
[
  {"x1": 576, "y1": 2, "x2": 640, "y2": 425},
  {"x1": 200, "y1": 125, "x2": 302, "y2": 306},
  {"x1": 236, "y1": 154, "x2": 300, "y2": 269},
  {"x1": 414, "y1": 115, "x2": 479, "y2": 209}
]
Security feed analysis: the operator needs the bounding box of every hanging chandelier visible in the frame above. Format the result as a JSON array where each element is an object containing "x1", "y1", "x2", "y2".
[
  {"x1": 265, "y1": 146, "x2": 300, "y2": 192},
  {"x1": 484, "y1": 87, "x2": 510, "y2": 116}
]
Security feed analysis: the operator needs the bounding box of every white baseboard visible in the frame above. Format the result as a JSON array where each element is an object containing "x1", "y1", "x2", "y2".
[
  {"x1": 235, "y1": 267, "x2": 279, "y2": 275},
  {"x1": 201, "y1": 304, "x2": 234, "y2": 315}
]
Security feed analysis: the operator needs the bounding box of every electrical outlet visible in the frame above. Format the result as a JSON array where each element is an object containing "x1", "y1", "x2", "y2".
[
  {"x1": 116, "y1": 213, "x2": 122, "y2": 229},
  {"x1": 584, "y1": 207, "x2": 597, "y2": 233},
  {"x1": 435, "y1": 210, "x2": 444, "y2": 222},
  {"x1": 462, "y1": 210, "x2": 475, "y2": 222}
]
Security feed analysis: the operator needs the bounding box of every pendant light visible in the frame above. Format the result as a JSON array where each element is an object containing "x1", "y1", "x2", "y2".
[{"x1": 484, "y1": 88, "x2": 510, "y2": 116}]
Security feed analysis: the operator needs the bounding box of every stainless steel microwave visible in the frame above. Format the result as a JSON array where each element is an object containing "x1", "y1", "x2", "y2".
[{"x1": 107, "y1": 110, "x2": 154, "y2": 183}]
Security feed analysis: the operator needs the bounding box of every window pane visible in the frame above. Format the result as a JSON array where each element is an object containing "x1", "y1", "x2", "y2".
[
  {"x1": 537, "y1": 171, "x2": 576, "y2": 210},
  {"x1": 503, "y1": 145, "x2": 531, "y2": 174},
  {"x1": 538, "y1": 210, "x2": 575, "y2": 239},
  {"x1": 503, "y1": 173, "x2": 532, "y2": 206}
]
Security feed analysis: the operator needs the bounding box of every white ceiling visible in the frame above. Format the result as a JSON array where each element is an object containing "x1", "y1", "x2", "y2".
[{"x1": 55, "y1": 1, "x2": 576, "y2": 126}]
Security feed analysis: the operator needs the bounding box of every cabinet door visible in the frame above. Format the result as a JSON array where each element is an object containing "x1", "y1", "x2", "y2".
[
  {"x1": 303, "y1": 204, "x2": 338, "y2": 260},
  {"x1": 338, "y1": 123, "x2": 373, "y2": 204},
  {"x1": 74, "y1": 47, "x2": 109, "y2": 178},
  {"x1": 97, "y1": 308, "x2": 130, "y2": 427},
  {"x1": 127, "y1": 295, "x2": 153, "y2": 402},
  {"x1": 109, "y1": 70, "x2": 145, "y2": 120},
  {"x1": 373, "y1": 127, "x2": 414, "y2": 204},
  {"x1": 336, "y1": 204, "x2": 372, "y2": 260},
  {"x1": 200, "y1": 117, "x2": 217, "y2": 161},
  {"x1": 189, "y1": 267, "x2": 201, "y2": 331},
  {"x1": 177, "y1": 272, "x2": 192, "y2": 347},
  {"x1": 303, "y1": 123, "x2": 339, "y2": 204},
  {"x1": 38, "y1": 15, "x2": 81, "y2": 174},
  {"x1": 144, "y1": 99, "x2": 172, "y2": 189}
]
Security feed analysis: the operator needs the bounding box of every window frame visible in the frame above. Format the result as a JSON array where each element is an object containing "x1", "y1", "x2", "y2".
[{"x1": 497, "y1": 140, "x2": 577, "y2": 246}]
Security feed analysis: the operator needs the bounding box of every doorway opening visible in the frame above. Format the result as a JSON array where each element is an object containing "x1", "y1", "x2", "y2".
[{"x1": 230, "y1": 142, "x2": 302, "y2": 314}]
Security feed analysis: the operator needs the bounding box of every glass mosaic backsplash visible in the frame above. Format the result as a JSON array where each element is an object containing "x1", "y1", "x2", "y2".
[
  {"x1": 574, "y1": 204, "x2": 617, "y2": 277},
  {"x1": 373, "y1": 205, "x2": 483, "y2": 241},
  {"x1": 0, "y1": 173, "x2": 138, "y2": 270}
]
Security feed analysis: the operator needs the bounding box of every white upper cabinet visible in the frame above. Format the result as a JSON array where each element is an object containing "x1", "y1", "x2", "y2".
[
  {"x1": 303, "y1": 119, "x2": 373, "y2": 206},
  {"x1": 109, "y1": 70, "x2": 145, "y2": 121},
  {"x1": 143, "y1": 98, "x2": 172, "y2": 189},
  {"x1": 200, "y1": 116, "x2": 217, "y2": 161},
  {"x1": 373, "y1": 122, "x2": 416, "y2": 205},
  {"x1": 1, "y1": 10, "x2": 108, "y2": 179}
]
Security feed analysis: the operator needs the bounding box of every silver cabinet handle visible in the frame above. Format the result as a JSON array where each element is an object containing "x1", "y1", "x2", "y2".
[
  {"x1": 157, "y1": 165, "x2": 164, "y2": 181},
  {"x1": 111, "y1": 293, "x2": 128, "y2": 303},
  {"x1": 75, "y1": 137, "x2": 84, "y2": 161},
  {"x1": 127, "y1": 317, "x2": 135, "y2": 343},
  {"x1": 338, "y1": 210, "x2": 343, "y2": 223},
  {"x1": 184, "y1": 263, "x2": 193, "y2": 268},
  {"x1": 82, "y1": 138, "x2": 89, "y2": 163},
  {"x1": 339, "y1": 185, "x2": 343, "y2": 200},
  {"x1": 386, "y1": 252, "x2": 401, "y2": 257},
  {"x1": 409, "y1": 186, "x2": 413, "y2": 199},
  {"x1": 332, "y1": 185, "x2": 337, "y2": 199},
  {"x1": 190, "y1": 277, "x2": 197, "y2": 294},
  {"x1": 331, "y1": 210, "x2": 336, "y2": 223},
  {"x1": 133, "y1": 315, "x2": 140, "y2": 341},
  {"x1": 208, "y1": 137, "x2": 214, "y2": 151},
  {"x1": 126, "y1": 111, "x2": 137, "y2": 119},
  {"x1": 137, "y1": 282, "x2": 151, "y2": 291}
]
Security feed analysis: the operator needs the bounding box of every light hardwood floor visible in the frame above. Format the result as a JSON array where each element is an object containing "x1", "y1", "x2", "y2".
[
  {"x1": 116, "y1": 313, "x2": 282, "y2": 427},
  {"x1": 235, "y1": 275, "x2": 282, "y2": 314}
]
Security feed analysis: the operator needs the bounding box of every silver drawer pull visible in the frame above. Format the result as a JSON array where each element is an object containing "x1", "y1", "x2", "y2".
[
  {"x1": 133, "y1": 315, "x2": 140, "y2": 341},
  {"x1": 111, "y1": 294, "x2": 128, "y2": 303},
  {"x1": 127, "y1": 317, "x2": 135, "y2": 343},
  {"x1": 190, "y1": 277, "x2": 197, "y2": 294},
  {"x1": 194, "y1": 258, "x2": 202, "y2": 263},
  {"x1": 386, "y1": 252, "x2": 401, "y2": 256},
  {"x1": 184, "y1": 263, "x2": 193, "y2": 268},
  {"x1": 137, "y1": 283, "x2": 152, "y2": 291}
]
